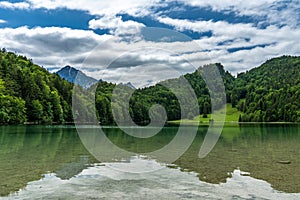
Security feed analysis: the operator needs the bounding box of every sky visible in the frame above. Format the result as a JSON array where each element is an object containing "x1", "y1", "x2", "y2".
[{"x1": 0, "y1": 0, "x2": 299, "y2": 87}]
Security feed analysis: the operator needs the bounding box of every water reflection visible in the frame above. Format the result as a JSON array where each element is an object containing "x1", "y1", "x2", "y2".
[
  {"x1": 0, "y1": 126, "x2": 96, "y2": 196},
  {"x1": 2, "y1": 157, "x2": 300, "y2": 200},
  {"x1": 0, "y1": 125, "x2": 299, "y2": 197},
  {"x1": 103, "y1": 124, "x2": 300, "y2": 193}
]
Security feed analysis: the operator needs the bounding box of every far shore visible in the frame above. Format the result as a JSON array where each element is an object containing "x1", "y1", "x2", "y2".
[
  {"x1": 1, "y1": 121, "x2": 299, "y2": 127},
  {"x1": 167, "y1": 121, "x2": 300, "y2": 126}
]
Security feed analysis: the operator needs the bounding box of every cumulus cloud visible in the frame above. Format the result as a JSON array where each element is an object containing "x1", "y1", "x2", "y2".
[
  {"x1": 0, "y1": 25, "x2": 199, "y2": 87},
  {"x1": 156, "y1": 16, "x2": 300, "y2": 74},
  {"x1": 14, "y1": 0, "x2": 154, "y2": 38},
  {"x1": 89, "y1": 15, "x2": 145, "y2": 36},
  {"x1": 35, "y1": 29, "x2": 206, "y2": 87}
]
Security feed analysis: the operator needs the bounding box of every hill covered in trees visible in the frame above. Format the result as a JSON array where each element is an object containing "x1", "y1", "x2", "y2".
[
  {"x1": 0, "y1": 49, "x2": 73, "y2": 124},
  {"x1": 232, "y1": 56, "x2": 300, "y2": 122},
  {"x1": 91, "y1": 56, "x2": 300, "y2": 124},
  {"x1": 0, "y1": 49, "x2": 299, "y2": 124}
]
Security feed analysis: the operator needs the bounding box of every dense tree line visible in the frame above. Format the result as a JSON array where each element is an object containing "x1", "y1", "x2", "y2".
[
  {"x1": 0, "y1": 49, "x2": 73, "y2": 124},
  {"x1": 94, "y1": 63, "x2": 234, "y2": 124},
  {"x1": 1, "y1": 49, "x2": 299, "y2": 124},
  {"x1": 65, "y1": 56, "x2": 300, "y2": 124},
  {"x1": 232, "y1": 56, "x2": 300, "y2": 122}
]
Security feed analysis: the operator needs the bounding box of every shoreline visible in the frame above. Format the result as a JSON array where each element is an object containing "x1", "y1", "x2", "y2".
[{"x1": 1, "y1": 121, "x2": 300, "y2": 127}]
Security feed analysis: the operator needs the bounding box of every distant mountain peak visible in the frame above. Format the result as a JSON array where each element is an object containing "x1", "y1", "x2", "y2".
[
  {"x1": 62, "y1": 65, "x2": 74, "y2": 71},
  {"x1": 119, "y1": 82, "x2": 136, "y2": 89},
  {"x1": 56, "y1": 66, "x2": 98, "y2": 88}
]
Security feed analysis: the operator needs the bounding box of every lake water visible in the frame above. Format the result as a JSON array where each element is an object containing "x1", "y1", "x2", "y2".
[{"x1": 0, "y1": 125, "x2": 299, "y2": 199}]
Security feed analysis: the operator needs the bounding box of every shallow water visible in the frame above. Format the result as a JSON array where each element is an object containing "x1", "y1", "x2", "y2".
[{"x1": 0, "y1": 125, "x2": 299, "y2": 199}]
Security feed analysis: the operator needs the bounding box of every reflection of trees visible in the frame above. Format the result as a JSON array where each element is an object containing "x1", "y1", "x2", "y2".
[
  {"x1": 0, "y1": 126, "x2": 96, "y2": 196},
  {"x1": 0, "y1": 126, "x2": 26, "y2": 154},
  {"x1": 103, "y1": 127, "x2": 178, "y2": 154}
]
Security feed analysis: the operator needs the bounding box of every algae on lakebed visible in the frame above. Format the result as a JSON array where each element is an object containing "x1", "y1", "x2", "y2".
[{"x1": 173, "y1": 124, "x2": 300, "y2": 193}]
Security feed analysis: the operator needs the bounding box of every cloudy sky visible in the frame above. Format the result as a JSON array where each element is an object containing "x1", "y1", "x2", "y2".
[{"x1": 0, "y1": 0, "x2": 299, "y2": 87}]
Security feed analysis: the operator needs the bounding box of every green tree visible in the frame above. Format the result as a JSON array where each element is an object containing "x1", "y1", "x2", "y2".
[
  {"x1": 30, "y1": 100, "x2": 43, "y2": 123},
  {"x1": 0, "y1": 95, "x2": 26, "y2": 124},
  {"x1": 50, "y1": 91, "x2": 64, "y2": 123},
  {"x1": 0, "y1": 79, "x2": 5, "y2": 94}
]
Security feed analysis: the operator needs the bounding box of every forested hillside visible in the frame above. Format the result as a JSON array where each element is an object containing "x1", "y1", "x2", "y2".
[
  {"x1": 232, "y1": 56, "x2": 300, "y2": 122},
  {"x1": 0, "y1": 49, "x2": 73, "y2": 124},
  {"x1": 94, "y1": 64, "x2": 234, "y2": 124},
  {"x1": 1, "y1": 49, "x2": 300, "y2": 124}
]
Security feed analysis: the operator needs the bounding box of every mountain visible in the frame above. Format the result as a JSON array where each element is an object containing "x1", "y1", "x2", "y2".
[
  {"x1": 56, "y1": 66, "x2": 98, "y2": 88},
  {"x1": 119, "y1": 82, "x2": 136, "y2": 89}
]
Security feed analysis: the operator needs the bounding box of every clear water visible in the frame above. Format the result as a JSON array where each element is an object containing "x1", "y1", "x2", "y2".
[{"x1": 0, "y1": 125, "x2": 299, "y2": 199}]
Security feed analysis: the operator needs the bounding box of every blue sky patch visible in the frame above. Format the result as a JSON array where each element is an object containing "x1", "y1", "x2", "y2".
[
  {"x1": 227, "y1": 44, "x2": 272, "y2": 53},
  {"x1": 0, "y1": 7, "x2": 94, "y2": 30}
]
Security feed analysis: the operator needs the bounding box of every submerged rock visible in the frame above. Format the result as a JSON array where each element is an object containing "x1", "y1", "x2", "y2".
[{"x1": 277, "y1": 160, "x2": 291, "y2": 164}]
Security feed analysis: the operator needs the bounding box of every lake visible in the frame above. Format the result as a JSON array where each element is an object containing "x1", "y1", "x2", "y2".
[{"x1": 0, "y1": 125, "x2": 299, "y2": 199}]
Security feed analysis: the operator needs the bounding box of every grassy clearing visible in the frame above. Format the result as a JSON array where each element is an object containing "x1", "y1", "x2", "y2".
[{"x1": 169, "y1": 104, "x2": 242, "y2": 124}]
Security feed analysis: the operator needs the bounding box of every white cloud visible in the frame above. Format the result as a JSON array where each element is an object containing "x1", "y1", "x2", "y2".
[
  {"x1": 155, "y1": 16, "x2": 300, "y2": 74},
  {"x1": 157, "y1": 16, "x2": 300, "y2": 44},
  {"x1": 89, "y1": 15, "x2": 145, "y2": 36},
  {"x1": 0, "y1": 19, "x2": 7, "y2": 24},
  {"x1": 175, "y1": 0, "x2": 300, "y2": 27},
  {"x1": 68, "y1": 33, "x2": 217, "y2": 87},
  {"x1": 26, "y1": 0, "x2": 159, "y2": 16},
  {"x1": 1, "y1": 24, "x2": 299, "y2": 84},
  {"x1": 174, "y1": 0, "x2": 278, "y2": 12},
  {"x1": 157, "y1": 17, "x2": 258, "y2": 37},
  {"x1": 0, "y1": 1, "x2": 30, "y2": 9},
  {"x1": 19, "y1": 0, "x2": 155, "y2": 38}
]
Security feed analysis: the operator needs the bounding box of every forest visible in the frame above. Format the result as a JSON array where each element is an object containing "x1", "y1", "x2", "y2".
[
  {"x1": 0, "y1": 48, "x2": 73, "y2": 124},
  {"x1": 0, "y1": 48, "x2": 299, "y2": 124},
  {"x1": 232, "y1": 56, "x2": 300, "y2": 122}
]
